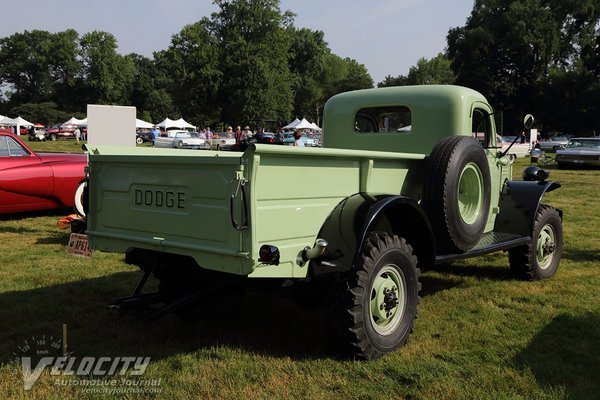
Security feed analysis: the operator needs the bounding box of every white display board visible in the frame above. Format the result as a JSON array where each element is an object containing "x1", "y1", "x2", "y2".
[
  {"x1": 529, "y1": 128, "x2": 538, "y2": 146},
  {"x1": 87, "y1": 104, "x2": 136, "y2": 147}
]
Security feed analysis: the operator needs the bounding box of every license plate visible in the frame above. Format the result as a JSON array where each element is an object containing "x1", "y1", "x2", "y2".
[
  {"x1": 573, "y1": 160, "x2": 583, "y2": 163},
  {"x1": 67, "y1": 233, "x2": 93, "y2": 257}
]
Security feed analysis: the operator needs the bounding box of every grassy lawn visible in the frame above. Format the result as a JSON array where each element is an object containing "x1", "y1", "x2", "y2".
[{"x1": 1, "y1": 146, "x2": 599, "y2": 399}]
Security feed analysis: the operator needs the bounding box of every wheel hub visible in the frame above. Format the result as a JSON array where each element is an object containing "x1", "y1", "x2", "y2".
[
  {"x1": 379, "y1": 287, "x2": 399, "y2": 317},
  {"x1": 370, "y1": 265, "x2": 407, "y2": 335}
]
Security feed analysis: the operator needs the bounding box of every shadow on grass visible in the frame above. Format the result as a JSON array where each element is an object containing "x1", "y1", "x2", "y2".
[
  {"x1": 0, "y1": 208, "x2": 70, "y2": 222},
  {"x1": 0, "y1": 271, "x2": 337, "y2": 364},
  {"x1": 562, "y1": 249, "x2": 600, "y2": 263},
  {"x1": 515, "y1": 313, "x2": 600, "y2": 399},
  {"x1": 35, "y1": 231, "x2": 71, "y2": 245}
]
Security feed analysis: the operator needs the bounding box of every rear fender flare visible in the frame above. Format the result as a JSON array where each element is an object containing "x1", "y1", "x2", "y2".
[{"x1": 310, "y1": 193, "x2": 435, "y2": 277}]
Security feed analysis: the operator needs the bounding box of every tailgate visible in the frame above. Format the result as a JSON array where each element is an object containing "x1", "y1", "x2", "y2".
[{"x1": 86, "y1": 146, "x2": 249, "y2": 268}]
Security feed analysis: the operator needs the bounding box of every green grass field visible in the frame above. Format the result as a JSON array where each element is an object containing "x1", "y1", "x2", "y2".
[{"x1": 1, "y1": 142, "x2": 599, "y2": 399}]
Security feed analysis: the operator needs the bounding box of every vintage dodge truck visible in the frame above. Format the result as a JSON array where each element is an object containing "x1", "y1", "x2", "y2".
[{"x1": 84, "y1": 85, "x2": 563, "y2": 359}]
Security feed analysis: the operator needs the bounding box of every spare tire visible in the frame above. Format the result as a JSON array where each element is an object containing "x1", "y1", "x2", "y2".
[{"x1": 422, "y1": 136, "x2": 491, "y2": 253}]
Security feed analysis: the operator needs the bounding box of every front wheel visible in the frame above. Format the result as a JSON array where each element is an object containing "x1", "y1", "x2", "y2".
[
  {"x1": 335, "y1": 232, "x2": 420, "y2": 360},
  {"x1": 49, "y1": 133, "x2": 57, "y2": 141},
  {"x1": 508, "y1": 205, "x2": 562, "y2": 280},
  {"x1": 136, "y1": 137, "x2": 143, "y2": 145}
]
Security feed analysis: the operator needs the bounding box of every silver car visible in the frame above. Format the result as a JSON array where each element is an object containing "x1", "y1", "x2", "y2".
[
  {"x1": 539, "y1": 136, "x2": 569, "y2": 152},
  {"x1": 154, "y1": 130, "x2": 210, "y2": 150},
  {"x1": 556, "y1": 137, "x2": 600, "y2": 169}
]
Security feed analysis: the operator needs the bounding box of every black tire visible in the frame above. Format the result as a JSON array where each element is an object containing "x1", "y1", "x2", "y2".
[
  {"x1": 136, "y1": 136, "x2": 143, "y2": 145},
  {"x1": 49, "y1": 133, "x2": 57, "y2": 141},
  {"x1": 177, "y1": 140, "x2": 184, "y2": 148},
  {"x1": 557, "y1": 162, "x2": 567, "y2": 170},
  {"x1": 422, "y1": 136, "x2": 491, "y2": 253},
  {"x1": 335, "y1": 232, "x2": 420, "y2": 360},
  {"x1": 508, "y1": 204, "x2": 563, "y2": 280}
]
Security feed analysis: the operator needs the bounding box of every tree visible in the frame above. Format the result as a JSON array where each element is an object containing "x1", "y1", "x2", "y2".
[
  {"x1": 446, "y1": 0, "x2": 600, "y2": 134},
  {"x1": 48, "y1": 29, "x2": 81, "y2": 111},
  {"x1": 378, "y1": 53, "x2": 455, "y2": 87},
  {"x1": 79, "y1": 31, "x2": 135, "y2": 105},
  {"x1": 0, "y1": 30, "x2": 55, "y2": 104},
  {"x1": 209, "y1": 0, "x2": 295, "y2": 124},
  {"x1": 287, "y1": 27, "x2": 328, "y2": 121},
  {"x1": 161, "y1": 20, "x2": 222, "y2": 126}
]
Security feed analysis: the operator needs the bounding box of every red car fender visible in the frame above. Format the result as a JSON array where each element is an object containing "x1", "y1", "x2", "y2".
[{"x1": 48, "y1": 161, "x2": 86, "y2": 207}]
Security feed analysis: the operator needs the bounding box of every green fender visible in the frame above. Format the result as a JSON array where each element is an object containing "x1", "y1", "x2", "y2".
[{"x1": 309, "y1": 193, "x2": 435, "y2": 277}]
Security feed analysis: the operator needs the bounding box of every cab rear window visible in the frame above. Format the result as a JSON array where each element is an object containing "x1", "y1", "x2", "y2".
[{"x1": 355, "y1": 106, "x2": 412, "y2": 134}]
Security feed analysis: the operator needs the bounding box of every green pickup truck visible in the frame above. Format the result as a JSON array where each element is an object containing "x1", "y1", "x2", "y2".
[{"x1": 85, "y1": 85, "x2": 563, "y2": 359}]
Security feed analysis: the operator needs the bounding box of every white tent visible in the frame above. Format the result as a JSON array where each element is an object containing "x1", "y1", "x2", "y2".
[
  {"x1": 0, "y1": 116, "x2": 34, "y2": 136},
  {"x1": 309, "y1": 122, "x2": 322, "y2": 131},
  {"x1": 283, "y1": 118, "x2": 301, "y2": 130},
  {"x1": 172, "y1": 117, "x2": 196, "y2": 130},
  {"x1": 158, "y1": 117, "x2": 196, "y2": 130},
  {"x1": 61, "y1": 116, "x2": 86, "y2": 127},
  {"x1": 136, "y1": 118, "x2": 154, "y2": 129},
  {"x1": 293, "y1": 118, "x2": 314, "y2": 130},
  {"x1": 1, "y1": 116, "x2": 34, "y2": 126},
  {"x1": 0, "y1": 115, "x2": 6, "y2": 123}
]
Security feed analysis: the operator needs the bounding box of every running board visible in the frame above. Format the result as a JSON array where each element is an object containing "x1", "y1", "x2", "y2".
[{"x1": 435, "y1": 232, "x2": 531, "y2": 265}]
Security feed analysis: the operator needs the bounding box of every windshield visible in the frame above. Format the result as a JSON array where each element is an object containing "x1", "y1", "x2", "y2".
[
  {"x1": 566, "y1": 139, "x2": 600, "y2": 149},
  {"x1": 551, "y1": 136, "x2": 568, "y2": 142}
]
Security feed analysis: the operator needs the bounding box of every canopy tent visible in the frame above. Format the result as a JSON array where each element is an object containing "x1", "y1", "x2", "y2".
[
  {"x1": 309, "y1": 122, "x2": 322, "y2": 131},
  {"x1": 157, "y1": 117, "x2": 196, "y2": 130},
  {"x1": 136, "y1": 118, "x2": 154, "y2": 129},
  {"x1": 0, "y1": 115, "x2": 6, "y2": 122},
  {"x1": 61, "y1": 116, "x2": 86, "y2": 127},
  {"x1": 293, "y1": 118, "x2": 314, "y2": 130},
  {"x1": 283, "y1": 118, "x2": 300, "y2": 129},
  {"x1": 1, "y1": 116, "x2": 34, "y2": 126}
]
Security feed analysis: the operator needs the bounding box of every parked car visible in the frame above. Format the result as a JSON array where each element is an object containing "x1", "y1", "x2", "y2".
[
  {"x1": 136, "y1": 130, "x2": 153, "y2": 145},
  {"x1": 539, "y1": 136, "x2": 569, "y2": 152},
  {"x1": 555, "y1": 137, "x2": 600, "y2": 169},
  {"x1": 28, "y1": 124, "x2": 47, "y2": 141},
  {"x1": 211, "y1": 133, "x2": 236, "y2": 150},
  {"x1": 282, "y1": 135, "x2": 319, "y2": 146},
  {"x1": 0, "y1": 129, "x2": 87, "y2": 215},
  {"x1": 154, "y1": 130, "x2": 210, "y2": 150},
  {"x1": 499, "y1": 135, "x2": 530, "y2": 158},
  {"x1": 46, "y1": 124, "x2": 76, "y2": 141}
]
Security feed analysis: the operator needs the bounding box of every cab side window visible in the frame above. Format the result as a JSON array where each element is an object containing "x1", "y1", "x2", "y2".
[{"x1": 472, "y1": 108, "x2": 493, "y2": 147}]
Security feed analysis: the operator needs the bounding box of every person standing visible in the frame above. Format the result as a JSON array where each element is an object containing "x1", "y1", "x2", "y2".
[
  {"x1": 293, "y1": 130, "x2": 304, "y2": 147},
  {"x1": 74, "y1": 127, "x2": 81, "y2": 145},
  {"x1": 151, "y1": 125, "x2": 160, "y2": 145}
]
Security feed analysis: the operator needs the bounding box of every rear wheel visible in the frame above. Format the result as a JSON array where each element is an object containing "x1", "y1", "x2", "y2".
[
  {"x1": 49, "y1": 133, "x2": 57, "y2": 141},
  {"x1": 335, "y1": 232, "x2": 420, "y2": 360},
  {"x1": 177, "y1": 140, "x2": 184, "y2": 148},
  {"x1": 136, "y1": 136, "x2": 143, "y2": 145},
  {"x1": 508, "y1": 205, "x2": 562, "y2": 280}
]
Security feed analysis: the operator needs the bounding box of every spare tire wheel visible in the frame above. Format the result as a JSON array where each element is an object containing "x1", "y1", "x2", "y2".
[{"x1": 423, "y1": 136, "x2": 491, "y2": 253}]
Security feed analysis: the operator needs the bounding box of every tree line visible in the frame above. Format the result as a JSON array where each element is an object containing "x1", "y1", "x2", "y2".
[{"x1": 1, "y1": 0, "x2": 599, "y2": 136}]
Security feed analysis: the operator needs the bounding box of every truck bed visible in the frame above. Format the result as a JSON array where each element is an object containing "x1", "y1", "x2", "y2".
[{"x1": 86, "y1": 144, "x2": 426, "y2": 278}]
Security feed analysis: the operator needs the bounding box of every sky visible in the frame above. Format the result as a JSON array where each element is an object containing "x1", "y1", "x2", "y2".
[{"x1": 0, "y1": 0, "x2": 474, "y2": 84}]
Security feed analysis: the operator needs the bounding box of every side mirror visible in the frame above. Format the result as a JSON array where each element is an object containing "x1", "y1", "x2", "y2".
[{"x1": 523, "y1": 114, "x2": 535, "y2": 130}]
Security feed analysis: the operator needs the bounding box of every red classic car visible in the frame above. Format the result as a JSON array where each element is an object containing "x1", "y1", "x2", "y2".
[{"x1": 0, "y1": 129, "x2": 87, "y2": 215}]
